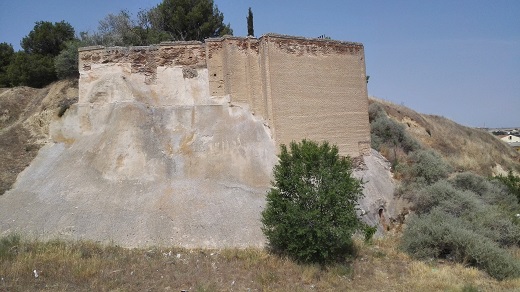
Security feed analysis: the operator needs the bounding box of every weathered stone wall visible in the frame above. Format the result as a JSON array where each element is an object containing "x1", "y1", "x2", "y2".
[
  {"x1": 206, "y1": 37, "x2": 266, "y2": 119},
  {"x1": 78, "y1": 34, "x2": 370, "y2": 157}
]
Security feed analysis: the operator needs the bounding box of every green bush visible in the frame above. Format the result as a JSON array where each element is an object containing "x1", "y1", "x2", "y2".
[
  {"x1": 465, "y1": 207, "x2": 520, "y2": 247},
  {"x1": 408, "y1": 180, "x2": 460, "y2": 214},
  {"x1": 407, "y1": 178, "x2": 520, "y2": 247},
  {"x1": 0, "y1": 42, "x2": 14, "y2": 87},
  {"x1": 452, "y1": 172, "x2": 519, "y2": 213},
  {"x1": 261, "y1": 140, "x2": 367, "y2": 264},
  {"x1": 369, "y1": 104, "x2": 419, "y2": 154},
  {"x1": 404, "y1": 149, "x2": 451, "y2": 185},
  {"x1": 401, "y1": 209, "x2": 520, "y2": 280},
  {"x1": 6, "y1": 52, "x2": 57, "y2": 88},
  {"x1": 402, "y1": 171, "x2": 520, "y2": 279},
  {"x1": 494, "y1": 171, "x2": 520, "y2": 203},
  {"x1": 55, "y1": 40, "x2": 81, "y2": 79}
]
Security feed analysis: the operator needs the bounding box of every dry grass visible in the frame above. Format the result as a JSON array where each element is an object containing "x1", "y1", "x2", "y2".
[
  {"x1": 1, "y1": 235, "x2": 518, "y2": 291},
  {"x1": 369, "y1": 97, "x2": 520, "y2": 177}
]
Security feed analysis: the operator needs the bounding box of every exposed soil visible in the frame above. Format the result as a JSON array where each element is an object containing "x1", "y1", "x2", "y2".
[{"x1": 0, "y1": 80, "x2": 78, "y2": 195}]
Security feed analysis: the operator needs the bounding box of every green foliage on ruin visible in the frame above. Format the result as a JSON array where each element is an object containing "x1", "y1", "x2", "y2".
[
  {"x1": 149, "y1": 0, "x2": 233, "y2": 41},
  {"x1": 0, "y1": 0, "x2": 234, "y2": 88},
  {"x1": 261, "y1": 140, "x2": 369, "y2": 264}
]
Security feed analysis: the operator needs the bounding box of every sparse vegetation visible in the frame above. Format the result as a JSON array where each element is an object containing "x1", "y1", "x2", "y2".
[
  {"x1": 399, "y1": 149, "x2": 451, "y2": 186},
  {"x1": 396, "y1": 147, "x2": 520, "y2": 279},
  {"x1": 1, "y1": 235, "x2": 519, "y2": 291},
  {"x1": 494, "y1": 171, "x2": 520, "y2": 203},
  {"x1": 369, "y1": 99, "x2": 520, "y2": 280},
  {"x1": 369, "y1": 98, "x2": 520, "y2": 176},
  {"x1": 401, "y1": 208, "x2": 520, "y2": 280},
  {"x1": 369, "y1": 103, "x2": 420, "y2": 169},
  {"x1": 261, "y1": 140, "x2": 369, "y2": 264}
]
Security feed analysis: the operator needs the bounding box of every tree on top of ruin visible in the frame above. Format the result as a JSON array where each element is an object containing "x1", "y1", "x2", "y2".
[
  {"x1": 144, "y1": 0, "x2": 233, "y2": 42},
  {"x1": 247, "y1": 7, "x2": 254, "y2": 37}
]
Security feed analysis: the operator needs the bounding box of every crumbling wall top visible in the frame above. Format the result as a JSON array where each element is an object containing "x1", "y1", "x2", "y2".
[
  {"x1": 262, "y1": 33, "x2": 363, "y2": 47},
  {"x1": 78, "y1": 34, "x2": 363, "y2": 54}
]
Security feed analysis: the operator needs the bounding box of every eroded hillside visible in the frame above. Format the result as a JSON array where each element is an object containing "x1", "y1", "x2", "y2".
[
  {"x1": 369, "y1": 97, "x2": 520, "y2": 176},
  {"x1": 0, "y1": 80, "x2": 78, "y2": 195}
]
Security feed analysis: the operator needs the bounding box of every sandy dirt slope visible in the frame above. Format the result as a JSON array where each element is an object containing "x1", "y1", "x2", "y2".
[{"x1": 0, "y1": 80, "x2": 78, "y2": 195}]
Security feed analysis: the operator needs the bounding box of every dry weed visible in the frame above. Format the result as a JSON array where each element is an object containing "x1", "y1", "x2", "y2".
[{"x1": 1, "y1": 235, "x2": 519, "y2": 291}]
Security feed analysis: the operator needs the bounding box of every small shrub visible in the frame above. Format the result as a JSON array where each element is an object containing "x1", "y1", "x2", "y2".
[
  {"x1": 404, "y1": 149, "x2": 451, "y2": 185},
  {"x1": 452, "y1": 172, "x2": 520, "y2": 215},
  {"x1": 369, "y1": 110, "x2": 420, "y2": 154},
  {"x1": 368, "y1": 103, "x2": 385, "y2": 122},
  {"x1": 494, "y1": 171, "x2": 520, "y2": 203},
  {"x1": 407, "y1": 179, "x2": 520, "y2": 246},
  {"x1": 408, "y1": 180, "x2": 460, "y2": 214},
  {"x1": 261, "y1": 140, "x2": 367, "y2": 264}
]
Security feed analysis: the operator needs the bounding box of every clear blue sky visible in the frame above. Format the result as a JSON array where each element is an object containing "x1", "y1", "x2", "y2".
[{"x1": 1, "y1": 0, "x2": 518, "y2": 128}]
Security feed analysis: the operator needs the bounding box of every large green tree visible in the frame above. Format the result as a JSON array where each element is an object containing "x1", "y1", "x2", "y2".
[
  {"x1": 146, "y1": 0, "x2": 233, "y2": 41},
  {"x1": 262, "y1": 140, "x2": 367, "y2": 264},
  {"x1": 0, "y1": 43, "x2": 14, "y2": 87},
  {"x1": 2, "y1": 21, "x2": 75, "y2": 87},
  {"x1": 21, "y1": 21, "x2": 75, "y2": 56},
  {"x1": 6, "y1": 52, "x2": 56, "y2": 88}
]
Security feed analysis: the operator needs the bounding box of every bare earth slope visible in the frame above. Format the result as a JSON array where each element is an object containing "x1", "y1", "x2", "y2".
[{"x1": 0, "y1": 80, "x2": 78, "y2": 195}]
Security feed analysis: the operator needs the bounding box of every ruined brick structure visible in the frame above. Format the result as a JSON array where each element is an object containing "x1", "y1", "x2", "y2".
[{"x1": 78, "y1": 34, "x2": 370, "y2": 157}]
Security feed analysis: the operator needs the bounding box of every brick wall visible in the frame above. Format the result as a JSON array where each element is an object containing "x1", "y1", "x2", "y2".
[{"x1": 263, "y1": 35, "x2": 370, "y2": 157}]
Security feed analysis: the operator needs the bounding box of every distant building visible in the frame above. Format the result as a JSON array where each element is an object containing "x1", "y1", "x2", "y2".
[
  {"x1": 499, "y1": 135, "x2": 520, "y2": 143},
  {"x1": 497, "y1": 134, "x2": 520, "y2": 152}
]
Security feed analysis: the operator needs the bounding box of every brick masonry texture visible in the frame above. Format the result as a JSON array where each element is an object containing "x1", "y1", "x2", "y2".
[{"x1": 79, "y1": 34, "x2": 370, "y2": 157}]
